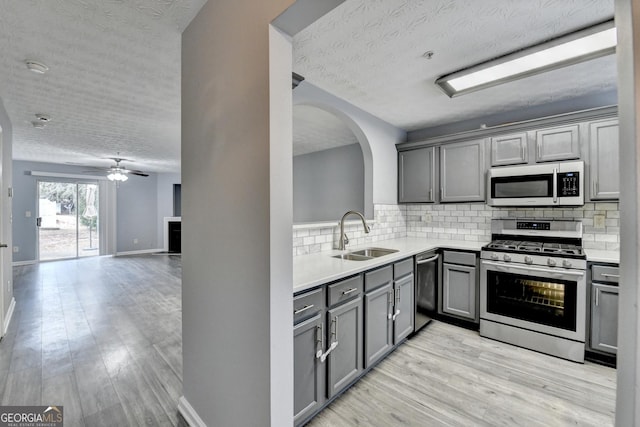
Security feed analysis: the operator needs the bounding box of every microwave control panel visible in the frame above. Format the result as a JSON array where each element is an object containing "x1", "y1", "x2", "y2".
[{"x1": 557, "y1": 172, "x2": 580, "y2": 196}]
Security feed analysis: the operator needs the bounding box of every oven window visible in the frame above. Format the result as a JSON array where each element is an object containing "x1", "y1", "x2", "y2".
[
  {"x1": 491, "y1": 174, "x2": 553, "y2": 199},
  {"x1": 486, "y1": 270, "x2": 577, "y2": 331}
]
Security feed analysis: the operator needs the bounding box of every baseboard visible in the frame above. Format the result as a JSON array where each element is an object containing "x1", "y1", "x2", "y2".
[
  {"x1": 12, "y1": 260, "x2": 36, "y2": 267},
  {"x1": 178, "y1": 396, "x2": 206, "y2": 427},
  {"x1": 3, "y1": 297, "x2": 15, "y2": 336},
  {"x1": 115, "y1": 248, "x2": 163, "y2": 256}
]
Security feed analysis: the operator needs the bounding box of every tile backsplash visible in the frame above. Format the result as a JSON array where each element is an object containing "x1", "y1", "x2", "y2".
[{"x1": 293, "y1": 202, "x2": 620, "y2": 256}]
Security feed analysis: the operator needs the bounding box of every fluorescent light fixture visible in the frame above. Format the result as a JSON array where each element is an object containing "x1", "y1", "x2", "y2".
[{"x1": 435, "y1": 20, "x2": 616, "y2": 97}]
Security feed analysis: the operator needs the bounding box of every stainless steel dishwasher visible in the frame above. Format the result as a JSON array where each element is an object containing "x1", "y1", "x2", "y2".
[{"x1": 415, "y1": 250, "x2": 439, "y2": 332}]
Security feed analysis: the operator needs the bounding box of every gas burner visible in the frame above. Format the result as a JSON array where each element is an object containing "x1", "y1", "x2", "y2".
[
  {"x1": 542, "y1": 243, "x2": 583, "y2": 256},
  {"x1": 486, "y1": 240, "x2": 520, "y2": 250},
  {"x1": 518, "y1": 242, "x2": 543, "y2": 252}
]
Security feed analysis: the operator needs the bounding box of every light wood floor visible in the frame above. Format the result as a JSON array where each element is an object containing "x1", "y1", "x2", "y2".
[{"x1": 1, "y1": 256, "x2": 616, "y2": 426}]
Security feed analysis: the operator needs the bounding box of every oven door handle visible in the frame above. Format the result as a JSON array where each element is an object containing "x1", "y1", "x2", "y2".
[{"x1": 482, "y1": 260, "x2": 585, "y2": 278}]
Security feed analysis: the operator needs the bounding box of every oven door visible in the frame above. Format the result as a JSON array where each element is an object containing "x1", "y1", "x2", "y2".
[{"x1": 480, "y1": 260, "x2": 586, "y2": 341}]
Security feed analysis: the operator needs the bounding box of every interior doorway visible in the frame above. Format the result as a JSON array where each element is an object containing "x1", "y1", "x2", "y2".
[{"x1": 37, "y1": 180, "x2": 100, "y2": 261}]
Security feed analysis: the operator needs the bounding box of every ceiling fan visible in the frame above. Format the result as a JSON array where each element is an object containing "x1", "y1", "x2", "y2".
[{"x1": 84, "y1": 156, "x2": 149, "y2": 182}]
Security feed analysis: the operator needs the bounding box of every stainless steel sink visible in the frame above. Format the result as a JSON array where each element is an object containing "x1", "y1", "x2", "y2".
[
  {"x1": 350, "y1": 247, "x2": 399, "y2": 258},
  {"x1": 332, "y1": 247, "x2": 399, "y2": 261},
  {"x1": 332, "y1": 253, "x2": 373, "y2": 261}
]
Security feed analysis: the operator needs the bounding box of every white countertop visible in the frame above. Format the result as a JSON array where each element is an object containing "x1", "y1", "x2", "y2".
[
  {"x1": 293, "y1": 237, "x2": 622, "y2": 293},
  {"x1": 293, "y1": 237, "x2": 486, "y2": 293},
  {"x1": 584, "y1": 249, "x2": 620, "y2": 264}
]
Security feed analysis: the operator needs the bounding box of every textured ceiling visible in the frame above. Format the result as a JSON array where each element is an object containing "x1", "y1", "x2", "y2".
[
  {"x1": 293, "y1": 0, "x2": 616, "y2": 132},
  {"x1": 293, "y1": 105, "x2": 358, "y2": 156},
  {"x1": 0, "y1": 0, "x2": 619, "y2": 169},
  {"x1": 0, "y1": 0, "x2": 206, "y2": 173}
]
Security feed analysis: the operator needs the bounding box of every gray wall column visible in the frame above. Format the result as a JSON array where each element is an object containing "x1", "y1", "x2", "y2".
[{"x1": 615, "y1": 0, "x2": 640, "y2": 425}]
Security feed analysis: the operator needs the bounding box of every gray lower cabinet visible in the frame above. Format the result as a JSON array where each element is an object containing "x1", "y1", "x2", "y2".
[
  {"x1": 393, "y1": 273, "x2": 414, "y2": 343},
  {"x1": 398, "y1": 146, "x2": 436, "y2": 203},
  {"x1": 327, "y1": 296, "x2": 363, "y2": 398},
  {"x1": 590, "y1": 283, "x2": 619, "y2": 355},
  {"x1": 440, "y1": 139, "x2": 485, "y2": 202},
  {"x1": 364, "y1": 282, "x2": 393, "y2": 368},
  {"x1": 293, "y1": 314, "x2": 325, "y2": 424},
  {"x1": 589, "y1": 119, "x2": 619, "y2": 200},
  {"x1": 589, "y1": 264, "x2": 620, "y2": 356},
  {"x1": 440, "y1": 251, "x2": 478, "y2": 322},
  {"x1": 490, "y1": 132, "x2": 528, "y2": 166},
  {"x1": 535, "y1": 124, "x2": 580, "y2": 162}
]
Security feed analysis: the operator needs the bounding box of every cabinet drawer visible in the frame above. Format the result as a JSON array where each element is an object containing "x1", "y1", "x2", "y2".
[
  {"x1": 592, "y1": 265, "x2": 620, "y2": 284},
  {"x1": 328, "y1": 275, "x2": 363, "y2": 307},
  {"x1": 293, "y1": 288, "x2": 323, "y2": 324},
  {"x1": 393, "y1": 258, "x2": 414, "y2": 280},
  {"x1": 443, "y1": 250, "x2": 476, "y2": 267},
  {"x1": 364, "y1": 266, "x2": 392, "y2": 292}
]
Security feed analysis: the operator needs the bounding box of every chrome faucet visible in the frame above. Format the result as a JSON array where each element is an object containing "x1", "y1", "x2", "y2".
[{"x1": 338, "y1": 210, "x2": 370, "y2": 250}]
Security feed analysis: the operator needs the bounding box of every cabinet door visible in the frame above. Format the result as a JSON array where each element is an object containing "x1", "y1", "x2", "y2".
[
  {"x1": 441, "y1": 263, "x2": 477, "y2": 321},
  {"x1": 364, "y1": 283, "x2": 393, "y2": 369},
  {"x1": 294, "y1": 314, "x2": 325, "y2": 424},
  {"x1": 591, "y1": 283, "x2": 619, "y2": 355},
  {"x1": 491, "y1": 132, "x2": 528, "y2": 166},
  {"x1": 327, "y1": 297, "x2": 363, "y2": 398},
  {"x1": 440, "y1": 139, "x2": 485, "y2": 202},
  {"x1": 589, "y1": 119, "x2": 619, "y2": 200},
  {"x1": 398, "y1": 147, "x2": 436, "y2": 203},
  {"x1": 535, "y1": 124, "x2": 580, "y2": 162},
  {"x1": 393, "y1": 274, "x2": 415, "y2": 344}
]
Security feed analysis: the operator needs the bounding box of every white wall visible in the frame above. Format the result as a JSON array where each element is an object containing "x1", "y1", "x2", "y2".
[
  {"x1": 293, "y1": 82, "x2": 407, "y2": 211},
  {"x1": 0, "y1": 98, "x2": 13, "y2": 336},
  {"x1": 180, "y1": 1, "x2": 296, "y2": 425},
  {"x1": 293, "y1": 143, "x2": 364, "y2": 222}
]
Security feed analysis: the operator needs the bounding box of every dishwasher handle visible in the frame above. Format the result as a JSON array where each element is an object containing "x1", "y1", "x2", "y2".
[{"x1": 416, "y1": 254, "x2": 439, "y2": 265}]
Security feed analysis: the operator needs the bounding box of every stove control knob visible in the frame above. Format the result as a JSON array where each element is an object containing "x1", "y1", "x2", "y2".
[
  {"x1": 547, "y1": 259, "x2": 557, "y2": 267},
  {"x1": 524, "y1": 256, "x2": 533, "y2": 265},
  {"x1": 503, "y1": 254, "x2": 511, "y2": 262},
  {"x1": 562, "y1": 260, "x2": 572, "y2": 268},
  {"x1": 491, "y1": 254, "x2": 499, "y2": 261}
]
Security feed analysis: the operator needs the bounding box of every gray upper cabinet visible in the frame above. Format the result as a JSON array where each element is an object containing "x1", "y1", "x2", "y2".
[
  {"x1": 293, "y1": 313, "x2": 325, "y2": 424},
  {"x1": 535, "y1": 124, "x2": 580, "y2": 162},
  {"x1": 590, "y1": 283, "x2": 619, "y2": 355},
  {"x1": 490, "y1": 132, "x2": 528, "y2": 166},
  {"x1": 440, "y1": 139, "x2": 485, "y2": 202},
  {"x1": 398, "y1": 147, "x2": 436, "y2": 203},
  {"x1": 589, "y1": 119, "x2": 620, "y2": 200},
  {"x1": 327, "y1": 296, "x2": 363, "y2": 398}
]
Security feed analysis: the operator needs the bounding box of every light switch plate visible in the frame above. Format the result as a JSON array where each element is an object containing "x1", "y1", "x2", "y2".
[{"x1": 594, "y1": 214, "x2": 606, "y2": 229}]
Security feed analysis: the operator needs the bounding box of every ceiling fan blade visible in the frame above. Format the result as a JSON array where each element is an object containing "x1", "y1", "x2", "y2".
[{"x1": 125, "y1": 170, "x2": 149, "y2": 177}]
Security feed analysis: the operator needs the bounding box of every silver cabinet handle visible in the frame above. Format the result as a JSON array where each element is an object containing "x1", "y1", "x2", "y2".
[
  {"x1": 387, "y1": 290, "x2": 393, "y2": 320},
  {"x1": 595, "y1": 288, "x2": 600, "y2": 307},
  {"x1": 417, "y1": 254, "x2": 439, "y2": 264},
  {"x1": 294, "y1": 304, "x2": 314, "y2": 315},
  {"x1": 0, "y1": 243, "x2": 7, "y2": 248},
  {"x1": 392, "y1": 288, "x2": 401, "y2": 321},
  {"x1": 441, "y1": 186, "x2": 444, "y2": 200},
  {"x1": 601, "y1": 273, "x2": 620, "y2": 279},
  {"x1": 429, "y1": 188, "x2": 433, "y2": 202},
  {"x1": 315, "y1": 323, "x2": 324, "y2": 359},
  {"x1": 342, "y1": 287, "x2": 358, "y2": 296},
  {"x1": 595, "y1": 181, "x2": 599, "y2": 196},
  {"x1": 319, "y1": 318, "x2": 339, "y2": 363}
]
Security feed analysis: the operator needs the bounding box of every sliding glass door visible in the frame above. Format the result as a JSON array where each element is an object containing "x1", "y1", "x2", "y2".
[{"x1": 38, "y1": 181, "x2": 100, "y2": 261}]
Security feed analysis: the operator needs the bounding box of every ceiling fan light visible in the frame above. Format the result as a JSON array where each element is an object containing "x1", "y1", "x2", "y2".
[{"x1": 107, "y1": 171, "x2": 128, "y2": 182}]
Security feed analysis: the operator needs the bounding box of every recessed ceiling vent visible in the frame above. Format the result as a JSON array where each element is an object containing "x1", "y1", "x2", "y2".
[{"x1": 292, "y1": 72, "x2": 305, "y2": 89}]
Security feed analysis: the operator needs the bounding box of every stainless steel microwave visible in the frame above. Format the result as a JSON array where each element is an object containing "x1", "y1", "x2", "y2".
[{"x1": 487, "y1": 161, "x2": 584, "y2": 207}]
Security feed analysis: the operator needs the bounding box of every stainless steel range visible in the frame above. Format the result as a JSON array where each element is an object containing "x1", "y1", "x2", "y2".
[{"x1": 480, "y1": 219, "x2": 587, "y2": 363}]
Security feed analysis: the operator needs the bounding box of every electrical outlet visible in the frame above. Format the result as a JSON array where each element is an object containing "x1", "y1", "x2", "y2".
[
  {"x1": 423, "y1": 214, "x2": 432, "y2": 222},
  {"x1": 133, "y1": 238, "x2": 139, "y2": 245},
  {"x1": 594, "y1": 214, "x2": 606, "y2": 229},
  {"x1": 25, "y1": 211, "x2": 31, "y2": 218},
  {"x1": 12, "y1": 246, "x2": 18, "y2": 253}
]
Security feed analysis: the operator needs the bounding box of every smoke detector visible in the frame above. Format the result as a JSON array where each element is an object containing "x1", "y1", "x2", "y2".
[
  {"x1": 25, "y1": 60, "x2": 49, "y2": 74},
  {"x1": 35, "y1": 113, "x2": 51, "y2": 122}
]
